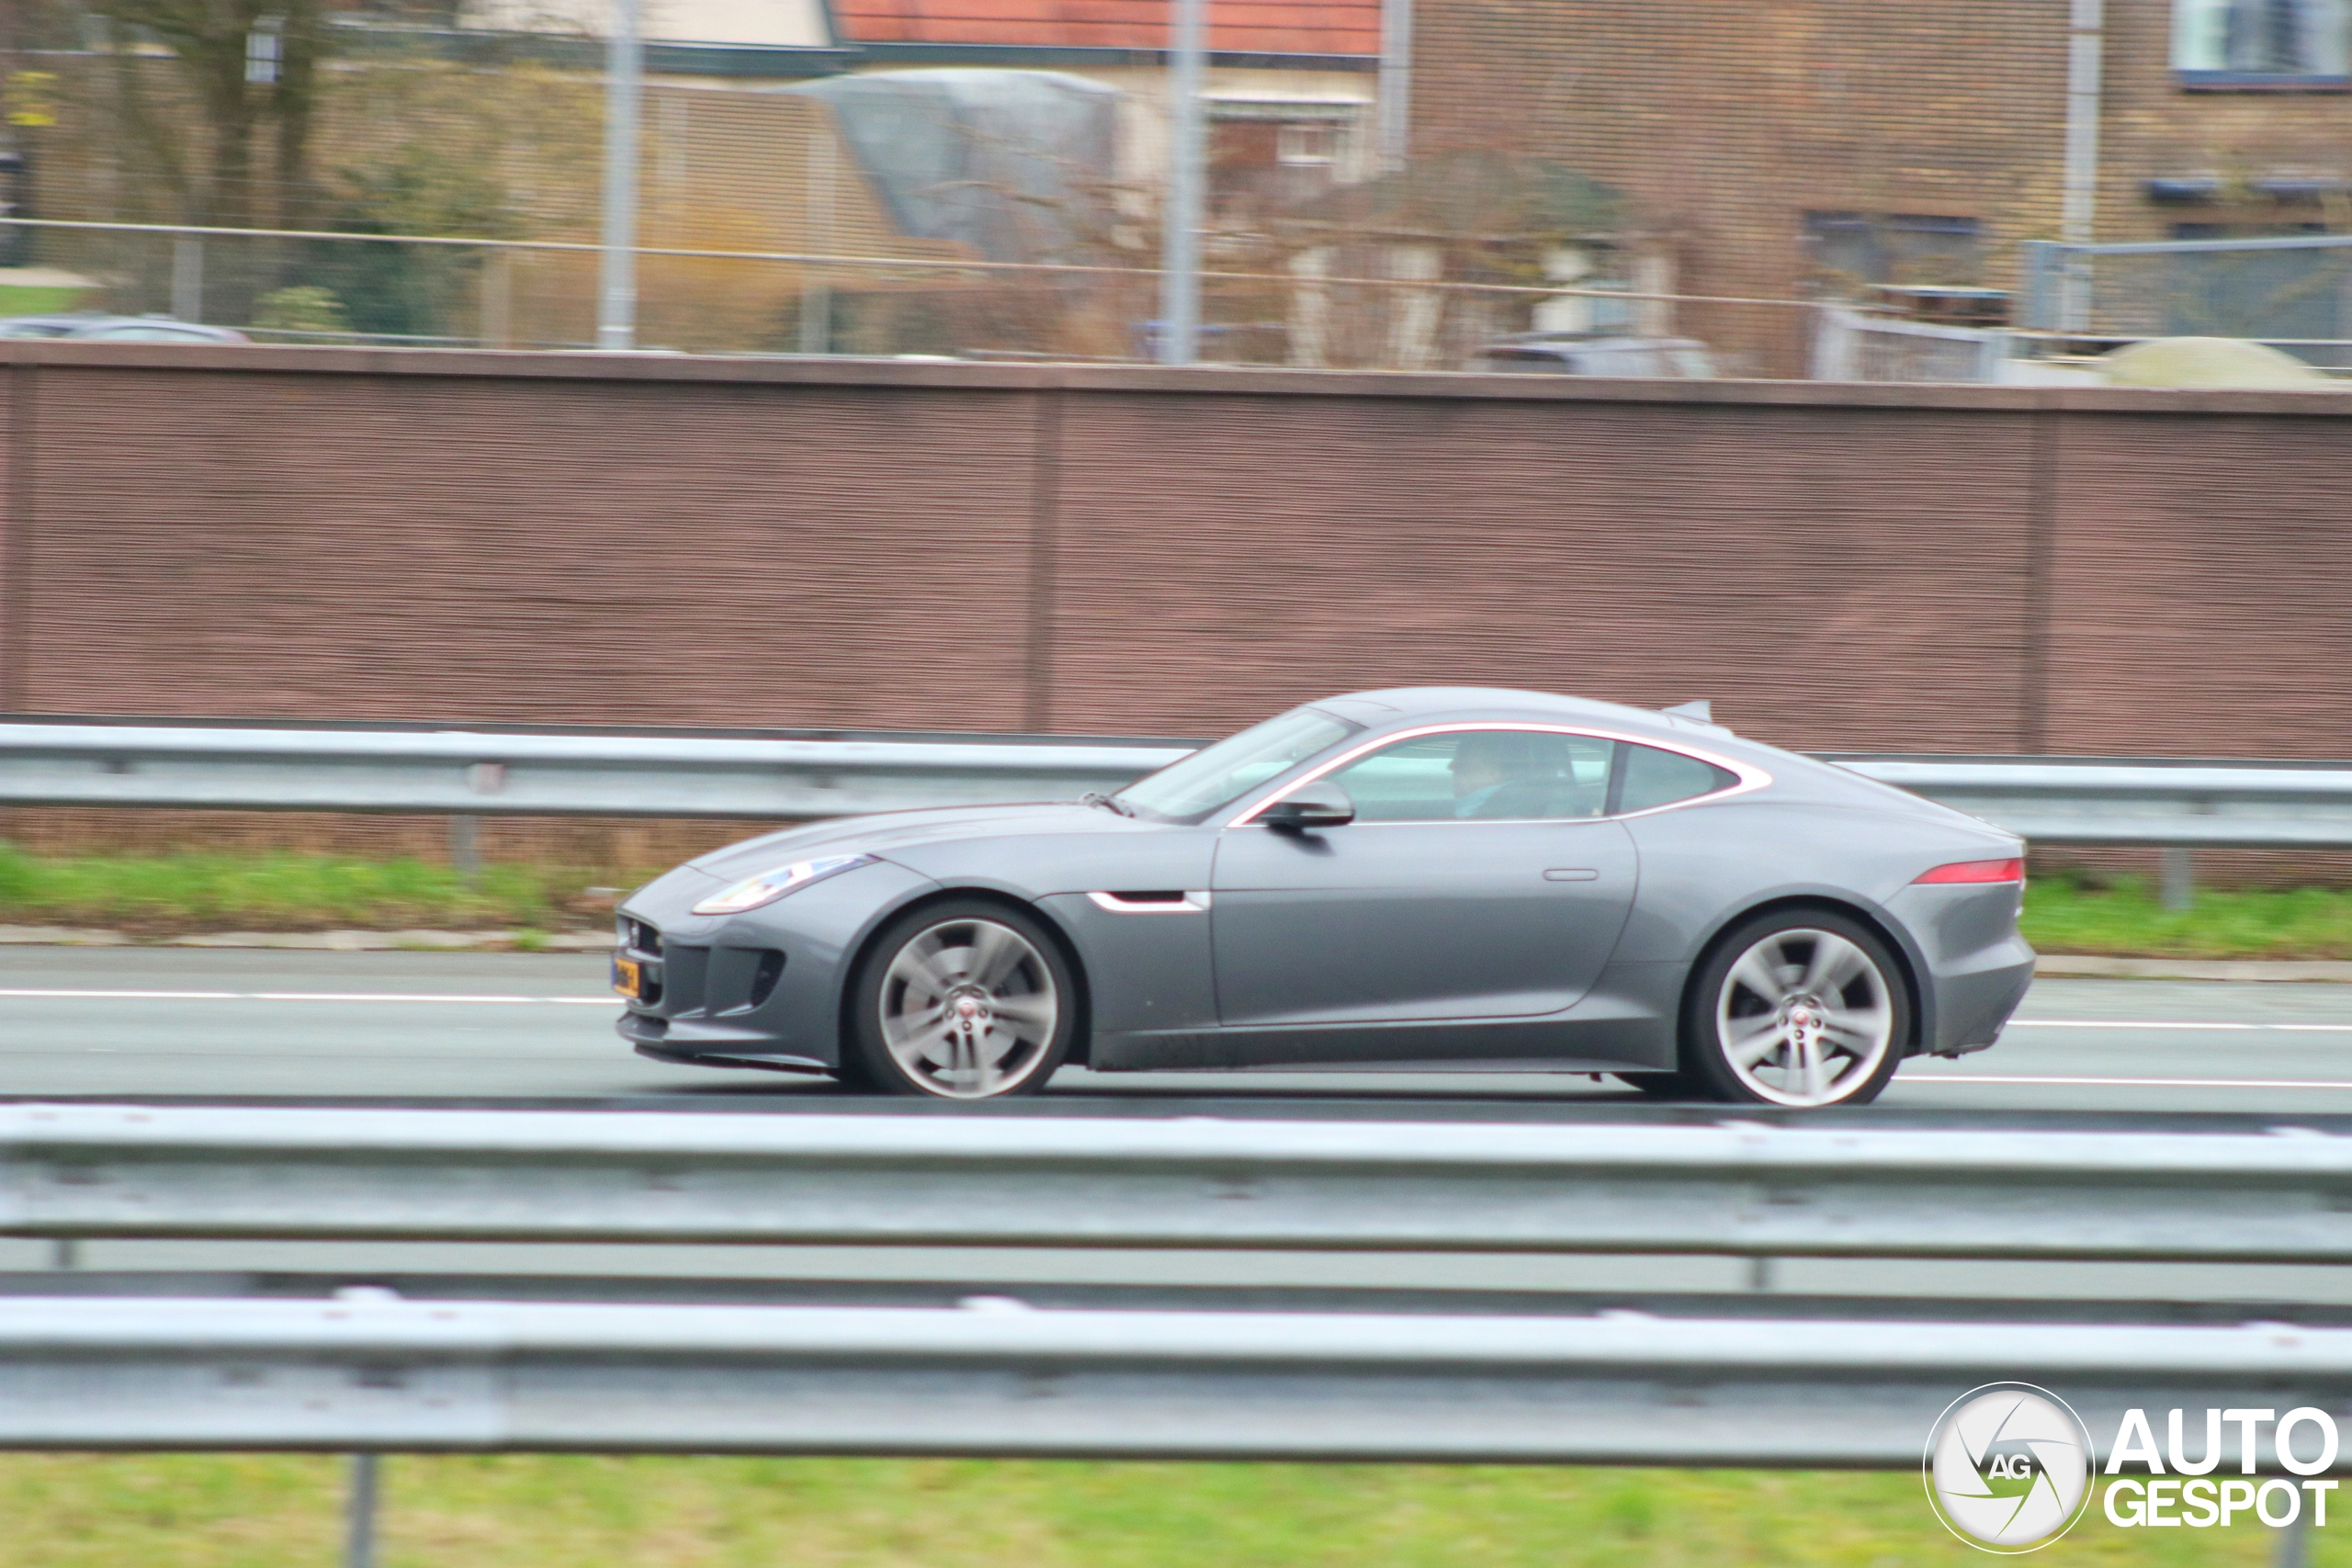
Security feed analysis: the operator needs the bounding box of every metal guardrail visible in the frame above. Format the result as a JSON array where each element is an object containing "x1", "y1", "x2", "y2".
[
  {"x1": 7, "y1": 1103, "x2": 2352, "y2": 1263},
  {"x1": 3, "y1": 717, "x2": 2351, "y2": 847},
  {"x1": 6, "y1": 1289, "x2": 2351, "y2": 1465},
  {"x1": 1825, "y1": 753, "x2": 2352, "y2": 849},
  {"x1": 0, "y1": 718, "x2": 1194, "y2": 819},
  {"x1": 13, "y1": 1106, "x2": 2352, "y2": 1481}
]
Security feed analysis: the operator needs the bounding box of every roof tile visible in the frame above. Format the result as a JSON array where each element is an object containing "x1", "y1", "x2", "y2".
[{"x1": 832, "y1": 0, "x2": 1380, "y2": 55}]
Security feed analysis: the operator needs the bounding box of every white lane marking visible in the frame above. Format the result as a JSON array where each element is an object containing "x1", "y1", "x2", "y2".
[
  {"x1": 2009, "y1": 1019, "x2": 2352, "y2": 1032},
  {"x1": 0, "y1": 988, "x2": 615, "y2": 1005},
  {"x1": 1905, "y1": 1074, "x2": 2352, "y2": 1089}
]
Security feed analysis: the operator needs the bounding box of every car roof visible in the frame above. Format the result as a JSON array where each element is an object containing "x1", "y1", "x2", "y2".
[
  {"x1": 0, "y1": 312, "x2": 238, "y2": 336},
  {"x1": 1314, "y1": 685, "x2": 1715, "y2": 736},
  {"x1": 68, "y1": 317, "x2": 242, "y2": 336},
  {"x1": 1484, "y1": 335, "x2": 1707, "y2": 352}
]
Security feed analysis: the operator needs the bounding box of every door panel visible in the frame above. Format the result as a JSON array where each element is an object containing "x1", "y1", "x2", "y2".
[{"x1": 1209, "y1": 819, "x2": 1639, "y2": 1028}]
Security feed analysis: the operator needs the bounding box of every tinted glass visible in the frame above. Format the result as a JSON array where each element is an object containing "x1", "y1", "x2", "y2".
[
  {"x1": 1618, "y1": 744, "x2": 1737, "y2": 812},
  {"x1": 1330, "y1": 730, "x2": 1615, "y2": 821},
  {"x1": 1116, "y1": 706, "x2": 1357, "y2": 822}
]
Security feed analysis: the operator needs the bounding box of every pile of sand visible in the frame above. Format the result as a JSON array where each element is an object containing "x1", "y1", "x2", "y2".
[{"x1": 2098, "y1": 336, "x2": 2343, "y2": 390}]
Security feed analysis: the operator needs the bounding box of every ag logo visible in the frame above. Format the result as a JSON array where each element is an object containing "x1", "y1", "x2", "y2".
[{"x1": 1925, "y1": 1383, "x2": 2094, "y2": 1552}]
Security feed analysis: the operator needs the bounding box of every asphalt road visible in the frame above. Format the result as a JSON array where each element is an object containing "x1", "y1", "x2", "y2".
[
  {"x1": 3, "y1": 945, "x2": 2349, "y2": 1112},
  {"x1": 7, "y1": 946, "x2": 2352, "y2": 1303}
]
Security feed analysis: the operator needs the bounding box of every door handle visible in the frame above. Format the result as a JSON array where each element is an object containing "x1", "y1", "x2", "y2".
[{"x1": 1543, "y1": 867, "x2": 1600, "y2": 882}]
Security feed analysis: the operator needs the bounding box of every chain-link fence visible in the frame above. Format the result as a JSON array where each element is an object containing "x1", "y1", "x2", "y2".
[
  {"x1": 0, "y1": 39, "x2": 1822, "y2": 373},
  {"x1": 0, "y1": 215, "x2": 1812, "y2": 372},
  {"x1": 2021, "y1": 235, "x2": 2352, "y2": 369}
]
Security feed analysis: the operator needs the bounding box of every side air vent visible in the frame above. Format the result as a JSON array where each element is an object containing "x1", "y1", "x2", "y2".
[{"x1": 747, "y1": 948, "x2": 786, "y2": 1009}]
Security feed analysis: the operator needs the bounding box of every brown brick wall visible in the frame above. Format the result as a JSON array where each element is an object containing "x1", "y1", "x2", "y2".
[
  {"x1": 1046, "y1": 390, "x2": 2037, "y2": 748},
  {"x1": 15, "y1": 366, "x2": 1044, "y2": 729},
  {"x1": 0, "y1": 347, "x2": 2347, "y2": 768}
]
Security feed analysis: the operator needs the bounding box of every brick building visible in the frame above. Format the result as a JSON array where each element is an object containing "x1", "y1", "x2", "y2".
[{"x1": 1408, "y1": 0, "x2": 2352, "y2": 370}]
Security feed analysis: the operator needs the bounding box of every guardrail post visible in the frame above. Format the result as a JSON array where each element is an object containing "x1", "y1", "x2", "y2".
[
  {"x1": 449, "y1": 815, "x2": 481, "y2": 882},
  {"x1": 2161, "y1": 847, "x2": 2195, "y2": 912},
  {"x1": 345, "y1": 1453, "x2": 379, "y2": 1568},
  {"x1": 2273, "y1": 1501, "x2": 2309, "y2": 1568}
]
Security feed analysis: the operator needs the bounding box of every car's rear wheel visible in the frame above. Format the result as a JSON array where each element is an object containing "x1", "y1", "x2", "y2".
[
  {"x1": 1682, "y1": 910, "x2": 1906, "y2": 1108},
  {"x1": 847, "y1": 900, "x2": 1075, "y2": 1099}
]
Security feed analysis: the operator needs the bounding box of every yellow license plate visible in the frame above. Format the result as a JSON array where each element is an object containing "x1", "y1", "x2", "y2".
[{"x1": 612, "y1": 956, "x2": 642, "y2": 998}]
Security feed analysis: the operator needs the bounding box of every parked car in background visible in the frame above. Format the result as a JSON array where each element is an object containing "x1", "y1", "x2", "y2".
[
  {"x1": 1473, "y1": 333, "x2": 1717, "y2": 378},
  {"x1": 0, "y1": 312, "x2": 249, "y2": 344}
]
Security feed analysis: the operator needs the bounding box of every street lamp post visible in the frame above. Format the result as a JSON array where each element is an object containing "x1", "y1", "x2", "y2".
[
  {"x1": 1158, "y1": 0, "x2": 1205, "y2": 366},
  {"x1": 597, "y1": 0, "x2": 643, "y2": 350},
  {"x1": 1378, "y1": 0, "x2": 1411, "y2": 173}
]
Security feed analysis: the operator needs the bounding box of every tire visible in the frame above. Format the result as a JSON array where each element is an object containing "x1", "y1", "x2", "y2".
[
  {"x1": 1681, "y1": 908, "x2": 1908, "y2": 1109},
  {"x1": 846, "y1": 899, "x2": 1078, "y2": 1100}
]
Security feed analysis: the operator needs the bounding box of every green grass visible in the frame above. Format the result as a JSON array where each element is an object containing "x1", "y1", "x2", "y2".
[
  {"x1": 0, "y1": 1454, "x2": 2330, "y2": 1567},
  {"x1": 0, "y1": 284, "x2": 89, "y2": 315},
  {"x1": 5, "y1": 841, "x2": 2352, "y2": 957},
  {"x1": 2020, "y1": 873, "x2": 2352, "y2": 961},
  {"x1": 0, "y1": 842, "x2": 614, "y2": 933}
]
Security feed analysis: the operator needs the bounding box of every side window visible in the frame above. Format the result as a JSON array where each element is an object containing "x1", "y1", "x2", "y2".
[
  {"x1": 1617, "y1": 744, "x2": 1738, "y2": 812},
  {"x1": 1328, "y1": 730, "x2": 1616, "y2": 822}
]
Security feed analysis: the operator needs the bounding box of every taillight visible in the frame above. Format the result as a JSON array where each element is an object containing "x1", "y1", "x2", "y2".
[{"x1": 1914, "y1": 857, "x2": 2026, "y2": 885}]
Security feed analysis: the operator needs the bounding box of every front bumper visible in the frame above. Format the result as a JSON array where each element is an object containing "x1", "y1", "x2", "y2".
[{"x1": 613, "y1": 856, "x2": 941, "y2": 1071}]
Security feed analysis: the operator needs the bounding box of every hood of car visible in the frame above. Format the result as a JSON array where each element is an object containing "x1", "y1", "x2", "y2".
[{"x1": 688, "y1": 801, "x2": 1139, "y2": 878}]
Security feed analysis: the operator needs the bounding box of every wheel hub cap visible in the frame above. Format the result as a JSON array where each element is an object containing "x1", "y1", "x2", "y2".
[
  {"x1": 878, "y1": 918, "x2": 1059, "y2": 1100},
  {"x1": 1714, "y1": 930, "x2": 1894, "y2": 1109}
]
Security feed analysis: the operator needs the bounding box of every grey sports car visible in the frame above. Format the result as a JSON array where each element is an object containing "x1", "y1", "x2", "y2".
[{"x1": 615, "y1": 687, "x2": 2033, "y2": 1107}]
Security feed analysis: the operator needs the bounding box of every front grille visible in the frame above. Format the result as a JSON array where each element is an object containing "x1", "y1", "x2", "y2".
[{"x1": 616, "y1": 917, "x2": 662, "y2": 957}]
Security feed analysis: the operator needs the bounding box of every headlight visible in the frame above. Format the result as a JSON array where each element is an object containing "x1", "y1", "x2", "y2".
[{"x1": 691, "y1": 853, "x2": 876, "y2": 916}]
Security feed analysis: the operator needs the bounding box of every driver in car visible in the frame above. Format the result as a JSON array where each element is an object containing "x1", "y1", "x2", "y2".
[{"x1": 1449, "y1": 731, "x2": 1570, "y2": 818}]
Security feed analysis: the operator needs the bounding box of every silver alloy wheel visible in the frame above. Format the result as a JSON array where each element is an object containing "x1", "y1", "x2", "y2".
[
  {"x1": 1713, "y1": 927, "x2": 1894, "y2": 1108},
  {"x1": 877, "y1": 917, "x2": 1060, "y2": 1099}
]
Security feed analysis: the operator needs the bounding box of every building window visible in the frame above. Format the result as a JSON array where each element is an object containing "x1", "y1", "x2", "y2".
[
  {"x1": 1207, "y1": 104, "x2": 1362, "y2": 223},
  {"x1": 1802, "y1": 212, "x2": 1983, "y2": 292},
  {"x1": 1276, "y1": 124, "x2": 1340, "y2": 167},
  {"x1": 2174, "y1": 0, "x2": 2351, "y2": 85}
]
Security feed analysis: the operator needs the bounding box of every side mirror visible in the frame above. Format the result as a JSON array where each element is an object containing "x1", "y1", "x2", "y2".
[{"x1": 1260, "y1": 780, "x2": 1355, "y2": 832}]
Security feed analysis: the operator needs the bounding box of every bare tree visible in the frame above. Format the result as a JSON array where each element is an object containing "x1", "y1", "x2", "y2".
[{"x1": 95, "y1": 0, "x2": 327, "y2": 228}]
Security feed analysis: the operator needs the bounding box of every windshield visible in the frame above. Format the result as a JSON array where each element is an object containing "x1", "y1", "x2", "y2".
[{"x1": 1115, "y1": 707, "x2": 1359, "y2": 823}]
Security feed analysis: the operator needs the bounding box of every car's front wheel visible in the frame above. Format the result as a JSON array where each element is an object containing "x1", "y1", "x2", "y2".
[
  {"x1": 846, "y1": 900, "x2": 1076, "y2": 1099},
  {"x1": 1682, "y1": 909, "x2": 1907, "y2": 1108}
]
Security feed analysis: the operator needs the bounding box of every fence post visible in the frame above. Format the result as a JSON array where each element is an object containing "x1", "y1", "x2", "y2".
[
  {"x1": 2018, "y1": 243, "x2": 2063, "y2": 331},
  {"x1": 170, "y1": 237, "x2": 203, "y2": 322},
  {"x1": 1809, "y1": 305, "x2": 1855, "y2": 381},
  {"x1": 799, "y1": 121, "x2": 835, "y2": 355},
  {"x1": 482, "y1": 249, "x2": 513, "y2": 348}
]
